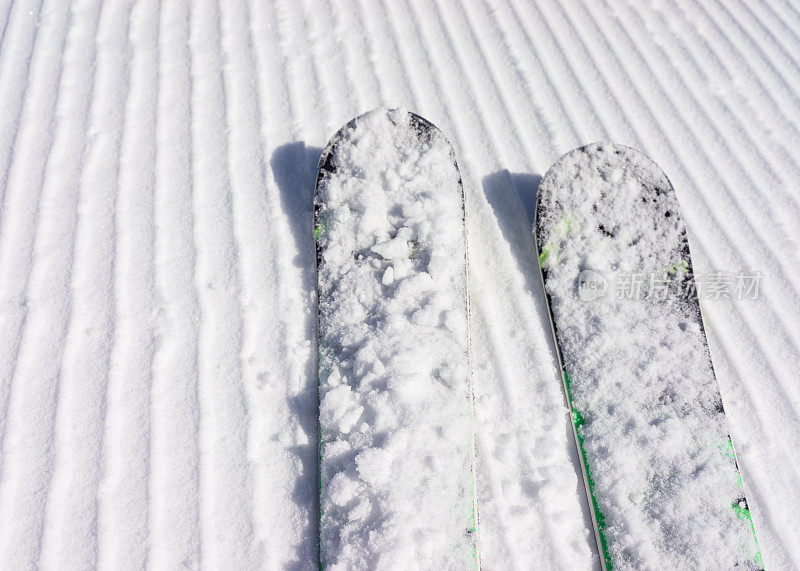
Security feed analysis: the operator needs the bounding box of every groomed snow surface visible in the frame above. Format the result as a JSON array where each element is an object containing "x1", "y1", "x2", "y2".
[{"x1": 0, "y1": 0, "x2": 799, "y2": 569}]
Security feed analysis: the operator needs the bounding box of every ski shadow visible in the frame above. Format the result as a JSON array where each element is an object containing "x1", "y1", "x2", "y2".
[
  {"x1": 481, "y1": 169, "x2": 600, "y2": 568},
  {"x1": 481, "y1": 169, "x2": 545, "y2": 328},
  {"x1": 269, "y1": 141, "x2": 323, "y2": 568},
  {"x1": 271, "y1": 141, "x2": 322, "y2": 274}
]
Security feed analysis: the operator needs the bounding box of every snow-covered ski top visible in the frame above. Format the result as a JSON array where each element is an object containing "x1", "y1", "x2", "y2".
[
  {"x1": 536, "y1": 143, "x2": 760, "y2": 569},
  {"x1": 315, "y1": 109, "x2": 477, "y2": 569}
]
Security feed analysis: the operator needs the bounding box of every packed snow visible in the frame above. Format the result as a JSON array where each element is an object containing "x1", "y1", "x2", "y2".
[
  {"x1": 315, "y1": 108, "x2": 477, "y2": 568},
  {"x1": 0, "y1": 0, "x2": 798, "y2": 569},
  {"x1": 537, "y1": 143, "x2": 760, "y2": 569}
]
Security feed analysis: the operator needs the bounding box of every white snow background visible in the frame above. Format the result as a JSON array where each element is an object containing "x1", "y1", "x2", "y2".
[{"x1": 0, "y1": 0, "x2": 798, "y2": 569}]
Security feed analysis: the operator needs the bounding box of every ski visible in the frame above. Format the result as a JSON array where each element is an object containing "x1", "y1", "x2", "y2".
[
  {"x1": 535, "y1": 143, "x2": 762, "y2": 569},
  {"x1": 314, "y1": 108, "x2": 479, "y2": 569}
]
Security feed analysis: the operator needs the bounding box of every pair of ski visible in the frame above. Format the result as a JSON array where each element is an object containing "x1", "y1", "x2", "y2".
[{"x1": 314, "y1": 109, "x2": 761, "y2": 569}]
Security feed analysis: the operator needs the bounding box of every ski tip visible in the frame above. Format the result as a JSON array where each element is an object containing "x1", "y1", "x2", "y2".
[
  {"x1": 534, "y1": 141, "x2": 673, "y2": 251},
  {"x1": 313, "y1": 108, "x2": 462, "y2": 251},
  {"x1": 315, "y1": 108, "x2": 454, "y2": 182}
]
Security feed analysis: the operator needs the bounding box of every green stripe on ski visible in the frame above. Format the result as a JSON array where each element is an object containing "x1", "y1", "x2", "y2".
[
  {"x1": 719, "y1": 441, "x2": 763, "y2": 567},
  {"x1": 315, "y1": 210, "x2": 329, "y2": 241},
  {"x1": 538, "y1": 247, "x2": 549, "y2": 266},
  {"x1": 732, "y1": 501, "x2": 762, "y2": 567},
  {"x1": 564, "y1": 371, "x2": 614, "y2": 570}
]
